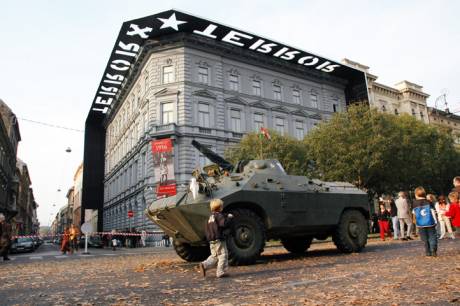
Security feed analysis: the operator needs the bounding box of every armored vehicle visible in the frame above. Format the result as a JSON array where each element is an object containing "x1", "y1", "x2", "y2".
[{"x1": 146, "y1": 141, "x2": 370, "y2": 265}]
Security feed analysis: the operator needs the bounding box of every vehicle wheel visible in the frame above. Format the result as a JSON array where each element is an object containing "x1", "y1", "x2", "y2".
[
  {"x1": 227, "y1": 208, "x2": 266, "y2": 266},
  {"x1": 281, "y1": 237, "x2": 313, "y2": 254},
  {"x1": 333, "y1": 210, "x2": 367, "y2": 253},
  {"x1": 173, "y1": 240, "x2": 210, "y2": 262}
]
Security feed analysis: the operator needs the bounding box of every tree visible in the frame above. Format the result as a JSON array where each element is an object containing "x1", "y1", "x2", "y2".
[
  {"x1": 224, "y1": 131, "x2": 310, "y2": 176},
  {"x1": 304, "y1": 104, "x2": 460, "y2": 196}
]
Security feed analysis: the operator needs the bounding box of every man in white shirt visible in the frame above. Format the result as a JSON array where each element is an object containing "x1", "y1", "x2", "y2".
[{"x1": 395, "y1": 191, "x2": 413, "y2": 240}]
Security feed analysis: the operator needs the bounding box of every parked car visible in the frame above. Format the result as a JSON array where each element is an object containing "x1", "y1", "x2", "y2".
[
  {"x1": 11, "y1": 237, "x2": 35, "y2": 253},
  {"x1": 78, "y1": 235, "x2": 103, "y2": 248}
]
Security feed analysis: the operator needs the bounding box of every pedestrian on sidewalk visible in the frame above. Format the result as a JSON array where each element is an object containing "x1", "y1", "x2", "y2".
[
  {"x1": 199, "y1": 198, "x2": 233, "y2": 278},
  {"x1": 388, "y1": 197, "x2": 399, "y2": 240},
  {"x1": 436, "y1": 195, "x2": 454, "y2": 239},
  {"x1": 445, "y1": 192, "x2": 460, "y2": 238},
  {"x1": 396, "y1": 191, "x2": 413, "y2": 241},
  {"x1": 412, "y1": 187, "x2": 438, "y2": 257},
  {"x1": 162, "y1": 234, "x2": 170, "y2": 247},
  {"x1": 377, "y1": 203, "x2": 391, "y2": 241},
  {"x1": 110, "y1": 229, "x2": 118, "y2": 251},
  {"x1": 61, "y1": 227, "x2": 70, "y2": 255},
  {"x1": 0, "y1": 213, "x2": 12, "y2": 261},
  {"x1": 69, "y1": 224, "x2": 79, "y2": 254}
]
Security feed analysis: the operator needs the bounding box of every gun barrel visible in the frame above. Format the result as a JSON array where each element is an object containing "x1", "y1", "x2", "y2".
[{"x1": 191, "y1": 140, "x2": 233, "y2": 171}]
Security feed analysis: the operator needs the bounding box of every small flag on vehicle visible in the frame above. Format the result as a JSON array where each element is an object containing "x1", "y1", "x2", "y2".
[{"x1": 260, "y1": 127, "x2": 271, "y2": 140}]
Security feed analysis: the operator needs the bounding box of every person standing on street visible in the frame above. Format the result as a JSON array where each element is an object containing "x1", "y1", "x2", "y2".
[
  {"x1": 395, "y1": 192, "x2": 413, "y2": 241},
  {"x1": 436, "y1": 195, "x2": 454, "y2": 239},
  {"x1": 452, "y1": 177, "x2": 460, "y2": 196},
  {"x1": 69, "y1": 224, "x2": 79, "y2": 254},
  {"x1": 412, "y1": 187, "x2": 438, "y2": 257},
  {"x1": 389, "y1": 197, "x2": 399, "y2": 240},
  {"x1": 0, "y1": 213, "x2": 12, "y2": 261},
  {"x1": 377, "y1": 203, "x2": 391, "y2": 241},
  {"x1": 61, "y1": 227, "x2": 70, "y2": 255},
  {"x1": 199, "y1": 199, "x2": 233, "y2": 278},
  {"x1": 445, "y1": 192, "x2": 460, "y2": 238}
]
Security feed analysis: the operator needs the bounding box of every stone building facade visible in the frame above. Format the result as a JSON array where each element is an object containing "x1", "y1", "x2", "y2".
[
  {"x1": 83, "y1": 10, "x2": 368, "y2": 232},
  {"x1": 341, "y1": 59, "x2": 430, "y2": 122},
  {"x1": 72, "y1": 163, "x2": 83, "y2": 227},
  {"x1": 16, "y1": 159, "x2": 38, "y2": 235},
  {"x1": 0, "y1": 99, "x2": 21, "y2": 222},
  {"x1": 427, "y1": 107, "x2": 460, "y2": 146}
]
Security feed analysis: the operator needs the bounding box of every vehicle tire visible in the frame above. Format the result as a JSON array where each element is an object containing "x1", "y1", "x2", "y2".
[
  {"x1": 227, "y1": 208, "x2": 266, "y2": 266},
  {"x1": 333, "y1": 209, "x2": 368, "y2": 253},
  {"x1": 281, "y1": 237, "x2": 313, "y2": 254},
  {"x1": 173, "y1": 240, "x2": 210, "y2": 262}
]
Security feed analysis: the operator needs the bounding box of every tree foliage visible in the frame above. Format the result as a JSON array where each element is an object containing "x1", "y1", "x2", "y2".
[
  {"x1": 224, "y1": 104, "x2": 460, "y2": 197},
  {"x1": 224, "y1": 131, "x2": 310, "y2": 176},
  {"x1": 305, "y1": 104, "x2": 460, "y2": 196}
]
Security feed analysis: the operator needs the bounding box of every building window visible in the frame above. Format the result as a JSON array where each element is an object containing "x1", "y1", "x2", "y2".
[
  {"x1": 252, "y1": 80, "x2": 262, "y2": 96},
  {"x1": 420, "y1": 112, "x2": 424, "y2": 120},
  {"x1": 382, "y1": 105, "x2": 386, "y2": 112},
  {"x1": 273, "y1": 85, "x2": 282, "y2": 101},
  {"x1": 254, "y1": 113, "x2": 264, "y2": 132},
  {"x1": 394, "y1": 109, "x2": 399, "y2": 115},
  {"x1": 162, "y1": 66, "x2": 174, "y2": 84},
  {"x1": 333, "y1": 104, "x2": 338, "y2": 113},
  {"x1": 310, "y1": 93, "x2": 318, "y2": 108},
  {"x1": 412, "y1": 109, "x2": 416, "y2": 116},
  {"x1": 198, "y1": 67, "x2": 209, "y2": 84},
  {"x1": 230, "y1": 109, "x2": 241, "y2": 132},
  {"x1": 161, "y1": 102, "x2": 174, "y2": 124},
  {"x1": 275, "y1": 117, "x2": 285, "y2": 135},
  {"x1": 295, "y1": 121, "x2": 304, "y2": 140},
  {"x1": 198, "y1": 103, "x2": 210, "y2": 128},
  {"x1": 293, "y1": 89, "x2": 301, "y2": 104},
  {"x1": 229, "y1": 74, "x2": 239, "y2": 91}
]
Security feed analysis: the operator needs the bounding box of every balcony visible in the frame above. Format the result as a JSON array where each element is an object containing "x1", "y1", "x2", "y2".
[
  {"x1": 152, "y1": 123, "x2": 181, "y2": 137},
  {"x1": 232, "y1": 132, "x2": 243, "y2": 138},
  {"x1": 198, "y1": 127, "x2": 212, "y2": 134}
]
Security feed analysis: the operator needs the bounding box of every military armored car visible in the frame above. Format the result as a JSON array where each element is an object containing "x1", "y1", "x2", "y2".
[{"x1": 147, "y1": 141, "x2": 370, "y2": 265}]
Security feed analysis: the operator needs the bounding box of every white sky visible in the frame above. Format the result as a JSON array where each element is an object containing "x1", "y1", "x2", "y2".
[{"x1": 1, "y1": 0, "x2": 459, "y2": 226}]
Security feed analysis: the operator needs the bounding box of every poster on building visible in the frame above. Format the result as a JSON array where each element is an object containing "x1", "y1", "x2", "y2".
[{"x1": 151, "y1": 138, "x2": 176, "y2": 197}]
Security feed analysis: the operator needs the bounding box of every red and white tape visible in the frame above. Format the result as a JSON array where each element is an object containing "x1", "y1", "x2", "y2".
[{"x1": 12, "y1": 231, "x2": 165, "y2": 239}]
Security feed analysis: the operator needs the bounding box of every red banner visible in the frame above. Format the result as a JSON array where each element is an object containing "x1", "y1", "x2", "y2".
[{"x1": 151, "y1": 138, "x2": 176, "y2": 197}]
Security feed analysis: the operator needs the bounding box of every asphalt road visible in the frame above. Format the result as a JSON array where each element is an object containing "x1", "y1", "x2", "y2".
[{"x1": 1, "y1": 238, "x2": 459, "y2": 305}]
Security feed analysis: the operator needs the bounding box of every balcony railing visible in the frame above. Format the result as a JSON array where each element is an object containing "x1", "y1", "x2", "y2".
[
  {"x1": 198, "y1": 127, "x2": 212, "y2": 134},
  {"x1": 155, "y1": 123, "x2": 175, "y2": 132}
]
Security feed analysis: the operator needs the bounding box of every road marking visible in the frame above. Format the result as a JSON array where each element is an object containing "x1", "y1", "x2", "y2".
[
  {"x1": 103, "y1": 254, "x2": 116, "y2": 256},
  {"x1": 78, "y1": 255, "x2": 95, "y2": 257},
  {"x1": 29, "y1": 256, "x2": 43, "y2": 260},
  {"x1": 54, "y1": 255, "x2": 68, "y2": 259}
]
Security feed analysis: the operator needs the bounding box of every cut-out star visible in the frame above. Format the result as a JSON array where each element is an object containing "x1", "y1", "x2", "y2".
[{"x1": 158, "y1": 13, "x2": 187, "y2": 31}]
